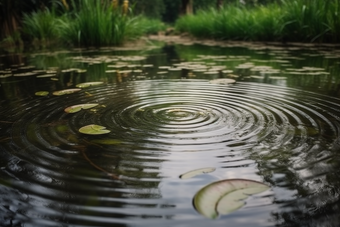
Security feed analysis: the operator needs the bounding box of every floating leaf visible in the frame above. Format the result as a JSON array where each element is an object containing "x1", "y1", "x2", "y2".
[
  {"x1": 216, "y1": 187, "x2": 268, "y2": 215},
  {"x1": 64, "y1": 103, "x2": 98, "y2": 113},
  {"x1": 0, "y1": 74, "x2": 12, "y2": 78},
  {"x1": 53, "y1": 88, "x2": 81, "y2": 96},
  {"x1": 35, "y1": 91, "x2": 49, "y2": 96},
  {"x1": 193, "y1": 179, "x2": 269, "y2": 219},
  {"x1": 79, "y1": 124, "x2": 111, "y2": 135},
  {"x1": 13, "y1": 72, "x2": 36, "y2": 77},
  {"x1": 180, "y1": 167, "x2": 216, "y2": 179},
  {"x1": 76, "y1": 69, "x2": 87, "y2": 73},
  {"x1": 76, "y1": 81, "x2": 103, "y2": 88},
  {"x1": 209, "y1": 78, "x2": 236, "y2": 85},
  {"x1": 36, "y1": 74, "x2": 56, "y2": 78}
]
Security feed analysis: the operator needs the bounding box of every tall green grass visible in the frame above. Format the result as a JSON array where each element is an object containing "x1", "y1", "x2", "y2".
[
  {"x1": 22, "y1": 8, "x2": 62, "y2": 45},
  {"x1": 175, "y1": 0, "x2": 340, "y2": 43},
  {"x1": 137, "y1": 17, "x2": 167, "y2": 35},
  {"x1": 281, "y1": 0, "x2": 340, "y2": 42},
  {"x1": 176, "y1": 4, "x2": 283, "y2": 41},
  {"x1": 59, "y1": 0, "x2": 141, "y2": 46},
  {"x1": 21, "y1": 0, "x2": 166, "y2": 47}
]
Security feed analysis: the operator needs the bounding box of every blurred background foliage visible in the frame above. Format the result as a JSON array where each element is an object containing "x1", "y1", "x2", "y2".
[
  {"x1": 1, "y1": 0, "x2": 338, "y2": 46},
  {"x1": 0, "y1": 0, "x2": 280, "y2": 41}
]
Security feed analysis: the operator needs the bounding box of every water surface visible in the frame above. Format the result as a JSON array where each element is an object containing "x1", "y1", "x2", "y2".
[{"x1": 0, "y1": 41, "x2": 340, "y2": 226}]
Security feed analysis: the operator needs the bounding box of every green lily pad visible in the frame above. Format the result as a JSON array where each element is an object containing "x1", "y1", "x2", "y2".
[
  {"x1": 79, "y1": 124, "x2": 111, "y2": 135},
  {"x1": 193, "y1": 179, "x2": 269, "y2": 219},
  {"x1": 76, "y1": 81, "x2": 103, "y2": 88},
  {"x1": 64, "y1": 104, "x2": 98, "y2": 113},
  {"x1": 53, "y1": 88, "x2": 81, "y2": 96},
  {"x1": 179, "y1": 167, "x2": 216, "y2": 179},
  {"x1": 35, "y1": 91, "x2": 49, "y2": 96}
]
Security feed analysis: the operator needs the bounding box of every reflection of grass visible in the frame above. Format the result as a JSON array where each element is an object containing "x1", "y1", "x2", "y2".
[{"x1": 175, "y1": 0, "x2": 340, "y2": 43}]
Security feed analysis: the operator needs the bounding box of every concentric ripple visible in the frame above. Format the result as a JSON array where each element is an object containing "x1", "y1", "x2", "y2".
[{"x1": 0, "y1": 80, "x2": 340, "y2": 226}]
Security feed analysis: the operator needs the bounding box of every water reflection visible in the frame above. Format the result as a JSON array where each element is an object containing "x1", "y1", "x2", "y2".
[{"x1": 0, "y1": 42, "x2": 340, "y2": 226}]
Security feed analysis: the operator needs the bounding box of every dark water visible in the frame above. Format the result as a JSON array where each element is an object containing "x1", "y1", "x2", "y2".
[{"x1": 0, "y1": 41, "x2": 340, "y2": 227}]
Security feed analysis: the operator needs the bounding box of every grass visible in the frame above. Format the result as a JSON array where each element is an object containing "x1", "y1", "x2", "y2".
[
  {"x1": 137, "y1": 17, "x2": 167, "y2": 35},
  {"x1": 20, "y1": 0, "x2": 166, "y2": 47},
  {"x1": 175, "y1": 0, "x2": 340, "y2": 43},
  {"x1": 280, "y1": 0, "x2": 340, "y2": 42},
  {"x1": 64, "y1": 0, "x2": 131, "y2": 46},
  {"x1": 22, "y1": 8, "x2": 62, "y2": 46}
]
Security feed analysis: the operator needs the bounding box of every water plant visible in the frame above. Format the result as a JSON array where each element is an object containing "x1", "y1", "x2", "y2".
[
  {"x1": 59, "y1": 0, "x2": 144, "y2": 46},
  {"x1": 280, "y1": 0, "x2": 340, "y2": 42},
  {"x1": 22, "y1": 8, "x2": 62, "y2": 45},
  {"x1": 137, "y1": 16, "x2": 167, "y2": 35},
  {"x1": 175, "y1": 0, "x2": 340, "y2": 43},
  {"x1": 19, "y1": 0, "x2": 166, "y2": 47}
]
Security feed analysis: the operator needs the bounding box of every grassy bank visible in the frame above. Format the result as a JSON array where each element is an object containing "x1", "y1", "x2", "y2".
[
  {"x1": 175, "y1": 0, "x2": 340, "y2": 43},
  {"x1": 20, "y1": 0, "x2": 166, "y2": 47}
]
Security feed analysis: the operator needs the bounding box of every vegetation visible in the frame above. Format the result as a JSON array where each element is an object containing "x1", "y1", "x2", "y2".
[
  {"x1": 1, "y1": 0, "x2": 340, "y2": 48},
  {"x1": 176, "y1": 0, "x2": 340, "y2": 43},
  {"x1": 59, "y1": 0, "x2": 139, "y2": 46},
  {"x1": 20, "y1": 0, "x2": 167, "y2": 47},
  {"x1": 22, "y1": 8, "x2": 62, "y2": 46}
]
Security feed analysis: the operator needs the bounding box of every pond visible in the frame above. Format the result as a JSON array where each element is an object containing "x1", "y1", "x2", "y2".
[{"x1": 1, "y1": 38, "x2": 340, "y2": 227}]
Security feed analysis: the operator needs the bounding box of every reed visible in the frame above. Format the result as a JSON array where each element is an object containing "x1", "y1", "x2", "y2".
[
  {"x1": 176, "y1": 10, "x2": 215, "y2": 38},
  {"x1": 137, "y1": 17, "x2": 167, "y2": 35},
  {"x1": 281, "y1": 0, "x2": 325, "y2": 42},
  {"x1": 175, "y1": 0, "x2": 340, "y2": 43},
  {"x1": 21, "y1": 0, "x2": 165, "y2": 47},
  {"x1": 59, "y1": 0, "x2": 160, "y2": 46},
  {"x1": 22, "y1": 8, "x2": 62, "y2": 45},
  {"x1": 62, "y1": 0, "x2": 125, "y2": 46}
]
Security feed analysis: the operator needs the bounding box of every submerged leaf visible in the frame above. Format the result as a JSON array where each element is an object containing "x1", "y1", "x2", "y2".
[
  {"x1": 35, "y1": 91, "x2": 49, "y2": 96},
  {"x1": 91, "y1": 139, "x2": 122, "y2": 145},
  {"x1": 180, "y1": 167, "x2": 216, "y2": 179},
  {"x1": 64, "y1": 104, "x2": 98, "y2": 113},
  {"x1": 53, "y1": 88, "x2": 81, "y2": 96},
  {"x1": 193, "y1": 179, "x2": 269, "y2": 219},
  {"x1": 76, "y1": 81, "x2": 103, "y2": 88},
  {"x1": 79, "y1": 124, "x2": 111, "y2": 135}
]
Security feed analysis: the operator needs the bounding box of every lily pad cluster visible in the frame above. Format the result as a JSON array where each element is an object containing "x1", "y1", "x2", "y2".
[
  {"x1": 64, "y1": 103, "x2": 110, "y2": 135},
  {"x1": 35, "y1": 81, "x2": 110, "y2": 135},
  {"x1": 35, "y1": 81, "x2": 103, "y2": 97}
]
